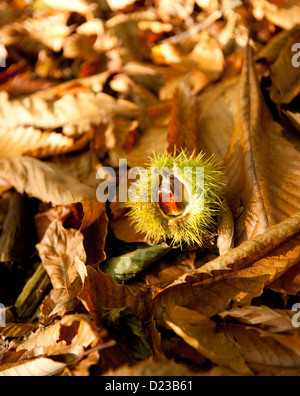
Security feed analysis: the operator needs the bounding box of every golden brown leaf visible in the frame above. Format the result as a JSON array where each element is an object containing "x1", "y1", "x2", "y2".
[
  {"x1": 154, "y1": 212, "x2": 300, "y2": 320},
  {"x1": 0, "y1": 157, "x2": 105, "y2": 228},
  {"x1": 217, "y1": 199, "x2": 235, "y2": 255},
  {"x1": 220, "y1": 305, "x2": 298, "y2": 334},
  {"x1": 269, "y1": 27, "x2": 300, "y2": 104},
  {"x1": 78, "y1": 266, "x2": 150, "y2": 324},
  {"x1": 167, "y1": 80, "x2": 199, "y2": 155},
  {"x1": 165, "y1": 306, "x2": 252, "y2": 375},
  {"x1": 197, "y1": 77, "x2": 239, "y2": 162},
  {"x1": 36, "y1": 220, "x2": 86, "y2": 291},
  {"x1": 224, "y1": 45, "x2": 300, "y2": 244},
  {"x1": 223, "y1": 324, "x2": 300, "y2": 375}
]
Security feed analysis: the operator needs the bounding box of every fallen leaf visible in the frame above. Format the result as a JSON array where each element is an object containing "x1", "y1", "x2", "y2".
[
  {"x1": 167, "y1": 79, "x2": 200, "y2": 155},
  {"x1": 269, "y1": 262, "x2": 300, "y2": 295},
  {"x1": 224, "y1": 45, "x2": 300, "y2": 244},
  {"x1": 78, "y1": 266, "x2": 150, "y2": 324},
  {"x1": 0, "y1": 87, "x2": 139, "y2": 133},
  {"x1": 197, "y1": 77, "x2": 239, "y2": 162},
  {"x1": 154, "y1": 212, "x2": 300, "y2": 320},
  {"x1": 0, "y1": 157, "x2": 105, "y2": 228},
  {"x1": 16, "y1": 314, "x2": 100, "y2": 357},
  {"x1": 223, "y1": 323, "x2": 300, "y2": 375},
  {"x1": 165, "y1": 306, "x2": 252, "y2": 375},
  {"x1": 283, "y1": 110, "x2": 300, "y2": 134},
  {"x1": 36, "y1": 220, "x2": 85, "y2": 292},
  {"x1": 217, "y1": 199, "x2": 235, "y2": 255},
  {"x1": 0, "y1": 127, "x2": 89, "y2": 159},
  {"x1": 155, "y1": 0, "x2": 196, "y2": 23},
  {"x1": 253, "y1": 0, "x2": 300, "y2": 30},
  {"x1": 220, "y1": 305, "x2": 298, "y2": 334},
  {"x1": 269, "y1": 27, "x2": 300, "y2": 104},
  {"x1": 0, "y1": 356, "x2": 68, "y2": 377}
]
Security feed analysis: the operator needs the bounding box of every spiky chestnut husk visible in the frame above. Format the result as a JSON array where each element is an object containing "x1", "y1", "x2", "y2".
[{"x1": 125, "y1": 151, "x2": 225, "y2": 248}]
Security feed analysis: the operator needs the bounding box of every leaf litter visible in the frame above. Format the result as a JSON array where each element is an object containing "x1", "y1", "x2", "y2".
[{"x1": 0, "y1": 0, "x2": 300, "y2": 377}]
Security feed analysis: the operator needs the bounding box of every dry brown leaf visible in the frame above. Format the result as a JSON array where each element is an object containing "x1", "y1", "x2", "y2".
[
  {"x1": 269, "y1": 262, "x2": 300, "y2": 295},
  {"x1": 155, "y1": 0, "x2": 195, "y2": 23},
  {"x1": 217, "y1": 199, "x2": 235, "y2": 255},
  {"x1": 143, "y1": 251, "x2": 197, "y2": 295},
  {"x1": 63, "y1": 20, "x2": 117, "y2": 61},
  {"x1": 110, "y1": 201, "x2": 151, "y2": 244},
  {"x1": 223, "y1": 324, "x2": 300, "y2": 375},
  {"x1": 224, "y1": 45, "x2": 300, "y2": 244},
  {"x1": 154, "y1": 212, "x2": 300, "y2": 320},
  {"x1": 154, "y1": 35, "x2": 224, "y2": 101},
  {"x1": 252, "y1": 0, "x2": 300, "y2": 30},
  {"x1": 283, "y1": 110, "x2": 300, "y2": 133},
  {"x1": 16, "y1": 314, "x2": 99, "y2": 357},
  {"x1": 0, "y1": 127, "x2": 89, "y2": 159},
  {"x1": 167, "y1": 79, "x2": 199, "y2": 155},
  {"x1": 36, "y1": 220, "x2": 93, "y2": 317},
  {"x1": 165, "y1": 306, "x2": 252, "y2": 375},
  {"x1": 108, "y1": 118, "x2": 168, "y2": 168},
  {"x1": 0, "y1": 156, "x2": 105, "y2": 229},
  {"x1": 0, "y1": 3, "x2": 23, "y2": 28},
  {"x1": 220, "y1": 305, "x2": 298, "y2": 334},
  {"x1": 36, "y1": 220, "x2": 86, "y2": 291},
  {"x1": 0, "y1": 356, "x2": 68, "y2": 377},
  {"x1": 196, "y1": 77, "x2": 239, "y2": 162},
  {"x1": 22, "y1": 12, "x2": 72, "y2": 52},
  {"x1": 0, "y1": 87, "x2": 139, "y2": 134},
  {"x1": 78, "y1": 266, "x2": 150, "y2": 324},
  {"x1": 269, "y1": 27, "x2": 300, "y2": 104}
]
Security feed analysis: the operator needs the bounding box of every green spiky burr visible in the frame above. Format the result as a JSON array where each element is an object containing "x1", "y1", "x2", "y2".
[{"x1": 125, "y1": 150, "x2": 225, "y2": 248}]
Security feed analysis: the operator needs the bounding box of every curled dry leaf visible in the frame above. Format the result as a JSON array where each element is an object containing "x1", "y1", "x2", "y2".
[
  {"x1": 269, "y1": 27, "x2": 300, "y2": 105},
  {"x1": 78, "y1": 267, "x2": 150, "y2": 325},
  {"x1": 167, "y1": 79, "x2": 200, "y2": 155},
  {"x1": 269, "y1": 262, "x2": 300, "y2": 296},
  {"x1": 0, "y1": 356, "x2": 68, "y2": 377},
  {"x1": 223, "y1": 324, "x2": 300, "y2": 375},
  {"x1": 154, "y1": 212, "x2": 300, "y2": 320},
  {"x1": 16, "y1": 314, "x2": 100, "y2": 357},
  {"x1": 224, "y1": 45, "x2": 300, "y2": 244},
  {"x1": 0, "y1": 157, "x2": 105, "y2": 229},
  {"x1": 196, "y1": 77, "x2": 239, "y2": 162},
  {"x1": 0, "y1": 90, "x2": 139, "y2": 133},
  {"x1": 36, "y1": 220, "x2": 87, "y2": 316},
  {"x1": 36, "y1": 220, "x2": 86, "y2": 291},
  {"x1": 252, "y1": 0, "x2": 300, "y2": 30},
  {"x1": 219, "y1": 305, "x2": 299, "y2": 334},
  {"x1": 165, "y1": 306, "x2": 252, "y2": 375},
  {"x1": 155, "y1": 0, "x2": 196, "y2": 23},
  {"x1": 0, "y1": 127, "x2": 90, "y2": 159},
  {"x1": 217, "y1": 199, "x2": 235, "y2": 255}
]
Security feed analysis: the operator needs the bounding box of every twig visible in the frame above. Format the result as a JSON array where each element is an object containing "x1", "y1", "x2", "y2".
[{"x1": 15, "y1": 263, "x2": 51, "y2": 319}]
